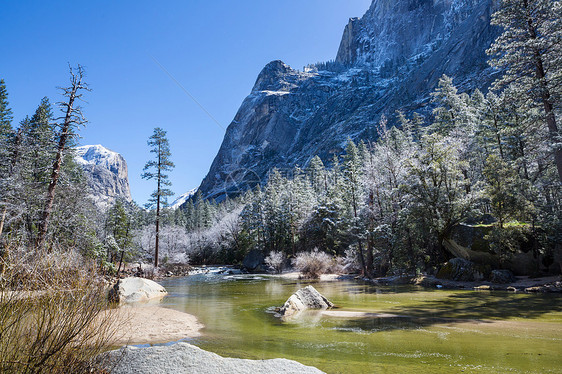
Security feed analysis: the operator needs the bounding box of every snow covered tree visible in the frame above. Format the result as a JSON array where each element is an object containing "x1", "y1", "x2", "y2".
[
  {"x1": 38, "y1": 65, "x2": 90, "y2": 248},
  {"x1": 0, "y1": 79, "x2": 14, "y2": 237},
  {"x1": 403, "y1": 133, "x2": 477, "y2": 265},
  {"x1": 105, "y1": 200, "x2": 133, "y2": 273},
  {"x1": 341, "y1": 139, "x2": 367, "y2": 275},
  {"x1": 488, "y1": 0, "x2": 562, "y2": 182},
  {"x1": 142, "y1": 127, "x2": 175, "y2": 267}
]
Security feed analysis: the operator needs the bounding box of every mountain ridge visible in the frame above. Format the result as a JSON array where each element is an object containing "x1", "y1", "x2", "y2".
[{"x1": 197, "y1": 0, "x2": 499, "y2": 202}]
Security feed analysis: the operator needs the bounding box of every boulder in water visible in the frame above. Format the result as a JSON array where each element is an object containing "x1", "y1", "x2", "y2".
[
  {"x1": 108, "y1": 277, "x2": 167, "y2": 304},
  {"x1": 279, "y1": 285, "x2": 334, "y2": 317}
]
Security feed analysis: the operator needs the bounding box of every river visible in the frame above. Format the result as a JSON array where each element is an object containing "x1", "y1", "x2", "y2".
[{"x1": 158, "y1": 270, "x2": 562, "y2": 373}]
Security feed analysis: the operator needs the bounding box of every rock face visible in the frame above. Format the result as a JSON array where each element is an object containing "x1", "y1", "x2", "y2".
[
  {"x1": 444, "y1": 224, "x2": 559, "y2": 275},
  {"x1": 105, "y1": 342, "x2": 325, "y2": 374},
  {"x1": 108, "y1": 277, "x2": 167, "y2": 304},
  {"x1": 490, "y1": 269, "x2": 516, "y2": 284},
  {"x1": 436, "y1": 258, "x2": 488, "y2": 282},
  {"x1": 279, "y1": 285, "x2": 334, "y2": 318},
  {"x1": 198, "y1": 0, "x2": 499, "y2": 201},
  {"x1": 75, "y1": 144, "x2": 133, "y2": 209},
  {"x1": 242, "y1": 249, "x2": 266, "y2": 272}
]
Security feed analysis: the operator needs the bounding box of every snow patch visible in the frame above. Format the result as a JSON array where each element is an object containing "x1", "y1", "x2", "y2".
[{"x1": 170, "y1": 188, "x2": 198, "y2": 209}]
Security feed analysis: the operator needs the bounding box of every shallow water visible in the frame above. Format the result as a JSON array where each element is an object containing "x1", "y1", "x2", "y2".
[{"x1": 159, "y1": 272, "x2": 562, "y2": 373}]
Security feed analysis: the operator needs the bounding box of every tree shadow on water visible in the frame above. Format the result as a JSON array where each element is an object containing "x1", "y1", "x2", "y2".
[{"x1": 333, "y1": 292, "x2": 562, "y2": 333}]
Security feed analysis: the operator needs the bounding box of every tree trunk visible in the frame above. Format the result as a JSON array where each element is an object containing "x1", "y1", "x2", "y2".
[
  {"x1": 155, "y1": 145, "x2": 161, "y2": 268},
  {"x1": 366, "y1": 191, "x2": 375, "y2": 277},
  {"x1": 36, "y1": 101, "x2": 75, "y2": 248},
  {"x1": 36, "y1": 67, "x2": 84, "y2": 248},
  {"x1": 0, "y1": 207, "x2": 6, "y2": 238}
]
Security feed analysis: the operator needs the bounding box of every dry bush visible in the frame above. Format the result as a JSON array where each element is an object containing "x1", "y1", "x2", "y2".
[
  {"x1": 265, "y1": 251, "x2": 285, "y2": 274},
  {"x1": 292, "y1": 249, "x2": 334, "y2": 279},
  {"x1": 0, "y1": 245, "x2": 120, "y2": 373}
]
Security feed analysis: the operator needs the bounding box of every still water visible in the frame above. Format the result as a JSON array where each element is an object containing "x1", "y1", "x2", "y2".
[{"x1": 158, "y1": 271, "x2": 562, "y2": 373}]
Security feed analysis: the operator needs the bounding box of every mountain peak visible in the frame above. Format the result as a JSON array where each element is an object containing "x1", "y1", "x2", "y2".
[
  {"x1": 75, "y1": 144, "x2": 133, "y2": 209},
  {"x1": 198, "y1": 0, "x2": 498, "y2": 201}
]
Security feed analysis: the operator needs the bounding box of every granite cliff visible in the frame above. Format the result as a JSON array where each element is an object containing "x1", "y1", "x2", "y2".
[
  {"x1": 75, "y1": 144, "x2": 133, "y2": 209},
  {"x1": 198, "y1": 0, "x2": 499, "y2": 201}
]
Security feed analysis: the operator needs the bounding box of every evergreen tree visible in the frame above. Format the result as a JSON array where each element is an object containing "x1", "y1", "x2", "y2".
[
  {"x1": 488, "y1": 0, "x2": 562, "y2": 181},
  {"x1": 105, "y1": 200, "x2": 133, "y2": 273},
  {"x1": 142, "y1": 127, "x2": 175, "y2": 267},
  {"x1": 0, "y1": 79, "x2": 13, "y2": 237},
  {"x1": 38, "y1": 66, "x2": 90, "y2": 247},
  {"x1": 342, "y1": 139, "x2": 368, "y2": 275}
]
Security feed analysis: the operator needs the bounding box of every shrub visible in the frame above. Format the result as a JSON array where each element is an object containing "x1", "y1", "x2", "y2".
[
  {"x1": 0, "y1": 245, "x2": 119, "y2": 373},
  {"x1": 292, "y1": 249, "x2": 333, "y2": 279},
  {"x1": 264, "y1": 251, "x2": 285, "y2": 273}
]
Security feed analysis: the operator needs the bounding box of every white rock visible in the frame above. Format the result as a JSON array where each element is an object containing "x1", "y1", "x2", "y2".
[
  {"x1": 109, "y1": 277, "x2": 167, "y2": 304},
  {"x1": 279, "y1": 285, "x2": 334, "y2": 318},
  {"x1": 104, "y1": 342, "x2": 325, "y2": 374}
]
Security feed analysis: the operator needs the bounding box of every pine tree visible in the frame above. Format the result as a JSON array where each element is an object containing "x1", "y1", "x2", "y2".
[
  {"x1": 106, "y1": 200, "x2": 133, "y2": 274},
  {"x1": 0, "y1": 79, "x2": 14, "y2": 237},
  {"x1": 142, "y1": 127, "x2": 175, "y2": 267},
  {"x1": 342, "y1": 139, "x2": 368, "y2": 275},
  {"x1": 488, "y1": 0, "x2": 562, "y2": 181}
]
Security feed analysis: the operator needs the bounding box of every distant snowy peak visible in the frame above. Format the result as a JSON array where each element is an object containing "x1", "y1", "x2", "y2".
[
  {"x1": 74, "y1": 144, "x2": 133, "y2": 209},
  {"x1": 76, "y1": 144, "x2": 123, "y2": 170},
  {"x1": 170, "y1": 188, "x2": 198, "y2": 209}
]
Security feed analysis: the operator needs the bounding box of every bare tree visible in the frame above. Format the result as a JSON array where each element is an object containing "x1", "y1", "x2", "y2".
[{"x1": 37, "y1": 65, "x2": 89, "y2": 248}]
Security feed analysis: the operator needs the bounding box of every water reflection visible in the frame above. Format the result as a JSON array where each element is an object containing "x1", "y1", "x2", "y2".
[{"x1": 158, "y1": 270, "x2": 562, "y2": 374}]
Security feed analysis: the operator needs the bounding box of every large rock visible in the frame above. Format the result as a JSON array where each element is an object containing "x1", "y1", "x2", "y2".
[
  {"x1": 490, "y1": 269, "x2": 516, "y2": 284},
  {"x1": 109, "y1": 277, "x2": 167, "y2": 304},
  {"x1": 436, "y1": 258, "x2": 488, "y2": 282},
  {"x1": 242, "y1": 249, "x2": 265, "y2": 272},
  {"x1": 104, "y1": 342, "x2": 325, "y2": 374},
  {"x1": 197, "y1": 0, "x2": 499, "y2": 201},
  {"x1": 279, "y1": 285, "x2": 334, "y2": 318}
]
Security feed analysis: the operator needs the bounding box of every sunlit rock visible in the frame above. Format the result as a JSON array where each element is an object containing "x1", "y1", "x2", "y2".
[{"x1": 279, "y1": 285, "x2": 334, "y2": 318}]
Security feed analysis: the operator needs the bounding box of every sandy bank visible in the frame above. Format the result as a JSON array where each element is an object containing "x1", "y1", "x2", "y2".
[{"x1": 105, "y1": 305, "x2": 203, "y2": 346}]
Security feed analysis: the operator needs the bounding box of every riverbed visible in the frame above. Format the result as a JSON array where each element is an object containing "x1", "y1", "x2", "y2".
[{"x1": 158, "y1": 272, "x2": 562, "y2": 373}]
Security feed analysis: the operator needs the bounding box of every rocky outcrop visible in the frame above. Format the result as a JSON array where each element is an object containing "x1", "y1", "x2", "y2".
[
  {"x1": 444, "y1": 224, "x2": 559, "y2": 276},
  {"x1": 198, "y1": 0, "x2": 500, "y2": 201},
  {"x1": 104, "y1": 343, "x2": 325, "y2": 374},
  {"x1": 279, "y1": 285, "x2": 334, "y2": 318},
  {"x1": 242, "y1": 249, "x2": 266, "y2": 272},
  {"x1": 436, "y1": 258, "x2": 489, "y2": 282},
  {"x1": 108, "y1": 277, "x2": 167, "y2": 304},
  {"x1": 490, "y1": 269, "x2": 516, "y2": 284},
  {"x1": 75, "y1": 144, "x2": 133, "y2": 210}
]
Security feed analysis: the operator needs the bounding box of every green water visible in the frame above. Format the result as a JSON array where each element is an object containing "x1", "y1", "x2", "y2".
[{"x1": 158, "y1": 273, "x2": 562, "y2": 373}]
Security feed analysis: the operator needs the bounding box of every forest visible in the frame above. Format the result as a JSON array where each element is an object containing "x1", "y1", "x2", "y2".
[
  {"x1": 0, "y1": 0, "x2": 561, "y2": 280},
  {"x1": 0, "y1": 0, "x2": 560, "y2": 371}
]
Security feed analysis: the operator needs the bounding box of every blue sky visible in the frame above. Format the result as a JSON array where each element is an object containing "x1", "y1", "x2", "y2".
[{"x1": 0, "y1": 0, "x2": 372, "y2": 205}]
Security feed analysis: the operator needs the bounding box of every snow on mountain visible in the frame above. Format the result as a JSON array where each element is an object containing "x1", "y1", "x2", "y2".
[
  {"x1": 170, "y1": 188, "x2": 198, "y2": 210},
  {"x1": 198, "y1": 0, "x2": 499, "y2": 201},
  {"x1": 75, "y1": 145, "x2": 133, "y2": 209}
]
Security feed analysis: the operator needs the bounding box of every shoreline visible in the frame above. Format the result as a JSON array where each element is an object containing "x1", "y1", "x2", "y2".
[
  {"x1": 274, "y1": 270, "x2": 562, "y2": 293},
  {"x1": 104, "y1": 305, "x2": 203, "y2": 346}
]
